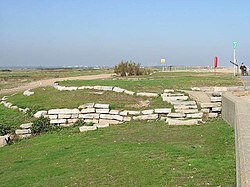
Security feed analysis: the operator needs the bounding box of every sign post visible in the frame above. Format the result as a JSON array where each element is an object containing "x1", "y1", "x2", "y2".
[
  {"x1": 214, "y1": 56, "x2": 218, "y2": 75},
  {"x1": 161, "y1": 58, "x2": 166, "y2": 71},
  {"x1": 233, "y1": 41, "x2": 238, "y2": 76}
]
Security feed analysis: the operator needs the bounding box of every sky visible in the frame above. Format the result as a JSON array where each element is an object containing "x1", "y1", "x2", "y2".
[{"x1": 0, "y1": 0, "x2": 250, "y2": 67}]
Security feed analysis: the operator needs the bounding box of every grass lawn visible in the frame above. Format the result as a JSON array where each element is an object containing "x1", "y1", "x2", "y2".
[
  {"x1": 0, "y1": 119, "x2": 235, "y2": 186},
  {"x1": 0, "y1": 105, "x2": 34, "y2": 128},
  {"x1": 60, "y1": 71, "x2": 242, "y2": 93}
]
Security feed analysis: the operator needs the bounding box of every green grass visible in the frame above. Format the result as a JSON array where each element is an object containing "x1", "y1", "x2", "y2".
[
  {"x1": 60, "y1": 72, "x2": 242, "y2": 92},
  {"x1": 8, "y1": 87, "x2": 171, "y2": 111},
  {"x1": 0, "y1": 119, "x2": 235, "y2": 186},
  {"x1": 0, "y1": 105, "x2": 34, "y2": 128},
  {"x1": 0, "y1": 68, "x2": 112, "y2": 90}
]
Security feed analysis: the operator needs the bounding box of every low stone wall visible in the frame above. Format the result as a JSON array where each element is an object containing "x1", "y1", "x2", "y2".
[{"x1": 222, "y1": 92, "x2": 250, "y2": 186}]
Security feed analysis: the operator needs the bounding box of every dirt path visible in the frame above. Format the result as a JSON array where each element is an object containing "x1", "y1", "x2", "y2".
[{"x1": 0, "y1": 74, "x2": 113, "y2": 96}]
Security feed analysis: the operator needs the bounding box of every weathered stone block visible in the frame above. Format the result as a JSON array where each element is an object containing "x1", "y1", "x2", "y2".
[
  {"x1": 127, "y1": 111, "x2": 141, "y2": 115},
  {"x1": 15, "y1": 129, "x2": 31, "y2": 135},
  {"x1": 20, "y1": 123, "x2": 33, "y2": 129},
  {"x1": 168, "y1": 119, "x2": 199, "y2": 125},
  {"x1": 208, "y1": 113, "x2": 218, "y2": 118},
  {"x1": 174, "y1": 105, "x2": 197, "y2": 109},
  {"x1": 109, "y1": 110, "x2": 120, "y2": 115},
  {"x1": 79, "y1": 126, "x2": 97, "y2": 132},
  {"x1": 48, "y1": 109, "x2": 80, "y2": 115},
  {"x1": 100, "y1": 114, "x2": 123, "y2": 121},
  {"x1": 50, "y1": 119, "x2": 67, "y2": 124},
  {"x1": 94, "y1": 104, "x2": 110, "y2": 109},
  {"x1": 141, "y1": 110, "x2": 154, "y2": 115},
  {"x1": 210, "y1": 97, "x2": 222, "y2": 102},
  {"x1": 78, "y1": 103, "x2": 95, "y2": 109},
  {"x1": 84, "y1": 119, "x2": 99, "y2": 124},
  {"x1": 113, "y1": 87, "x2": 125, "y2": 93},
  {"x1": 81, "y1": 108, "x2": 95, "y2": 113},
  {"x1": 167, "y1": 113, "x2": 186, "y2": 118},
  {"x1": 123, "y1": 116, "x2": 132, "y2": 122},
  {"x1": 175, "y1": 109, "x2": 199, "y2": 114},
  {"x1": 201, "y1": 108, "x2": 210, "y2": 113},
  {"x1": 212, "y1": 107, "x2": 222, "y2": 112},
  {"x1": 124, "y1": 90, "x2": 135, "y2": 95},
  {"x1": 99, "y1": 119, "x2": 121, "y2": 125},
  {"x1": 67, "y1": 119, "x2": 79, "y2": 123},
  {"x1": 133, "y1": 114, "x2": 159, "y2": 120},
  {"x1": 136, "y1": 92, "x2": 158, "y2": 97},
  {"x1": 186, "y1": 113, "x2": 203, "y2": 118},
  {"x1": 94, "y1": 123, "x2": 109, "y2": 128},
  {"x1": 96, "y1": 109, "x2": 110, "y2": 114},
  {"x1": 164, "y1": 89, "x2": 175, "y2": 93},
  {"x1": 79, "y1": 113, "x2": 100, "y2": 119},
  {"x1": 58, "y1": 114, "x2": 72, "y2": 119},
  {"x1": 34, "y1": 110, "x2": 48, "y2": 118},
  {"x1": 154, "y1": 108, "x2": 171, "y2": 114},
  {"x1": 23, "y1": 90, "x2": 34, "y2": 96},
  {"x1": 170, "y1": 101, "x2": 196, "y2": 106},
  {"x1": 17, "y1": 134, "x2": 32, "y2": 139},
  {"x1": 0, "y1": 136, "x2": 9, "y2": 148},
  {"x1": 48, "y1": 115, "x2": 58, "y2": 119},
  {"x1": 119, "y1": 111, "x2": 128, "y2": 116}
]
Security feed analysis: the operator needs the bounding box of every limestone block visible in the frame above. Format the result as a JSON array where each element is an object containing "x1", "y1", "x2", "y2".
[
  {"x1": 100, "y1": 86, "x2": 113, "y2": 91},
  {"x1": 160, "y1": 116, "x2": 168, "y2": 121},
  {"x1": 64, "y1": 86, "x2": 78, "y2": 91},
  {"x1": 164, "y1": 89, "x2": 175, "y2": 93},
  {"x1": 124, "y1": 90, "x2": 135, "y2": 95},
  {"x1": 11, "y1": 106, "x2": 18, "y2": 109},
  {"x1": 136, "y1": 92, "x2": 158, "y2": 97},
  {"x1": 99, "y1": 119, "x2": 121, "y2": 125},
  {"x1": 20, "y1": 123, "x2": 33, "y2": 129},
  {"x1": 123, "y1": 116, "x2": 132, "y2": 122},
  {"x1": 15, "y1": 129, "x2": 31, "y2": 135},
  {"x1": 84, "y1": 86, "x2": 94, "y2": 89},
  {"x1": 94, "y1": 86, "x2": 103, "y2": 90},
  {"x1": 186, "y1": 113, "x2": 203, "y2": 118},
  {"x1": 79, "y1": 113, "x2": 100, "y2": 119},
  {"x1": 94, "y1": 104, "x2": 110, "y2": 109},
  {"x1": 113, "y1": 87, "x2": 125, "y2": 93},
  {"x1": 78, "y1": 86, "x2": 86, "y2": 90},
  {"x1": 141, "y1": 110, "x2": 154, "y2": 115},
  {"x1": 154, "y1": 108, "x2": 171, "y2": 114},
  {"x1": 79, "y1": 126, "x2": 97, "y2": 132},
  {"x1": 78, "y1": 103, "x2": 95, "y2": 109},
  {"x1": 120, "y1": 111, "x2": 128, "y2": 116},
  {"x1": 48, "y1": 109, "x2": 80, "y2": 115},
  {"x1": 200, "y1": 103, "x2": 220, "y2": 108},
  {"x1": 170, "y1": 101, "x2": 196, "y2": 106},
  {"x1": 191, "y1": 87, "x2": 201, "y2": 91},
  {"x1": 175, "y1": 109, "x2": 199, "y2": 114},
  {"x1": 133, "y1": 114, "x2": 159, "y2": 120},
  {"x1": 208, "y1": 113, "x2": 218, "y2": 118},
  {"x1": 50, "y1": 119, "x2": 67, "y2": 124},
  {"x1": 67, "y1": 119, "x2": 79, "y2": 123},
  {"x1": 58, "y1": 114, "x2": 72, "y2": 119},
  {"x1": 168, "y1": 119, "x2": 199, "y2": 125},
  {"x1": 60, "y1": 123, "x2": 74, "y2": 127},
  {"x1": 94, "y1": 123, "x2": 110, "y2": 128},
  {"x1": 23, "y1": 89, "x2": 34, "y2": 96},
  {"x1": 210, "y1": 97, "x2": 222, "y2": 102},
  {"x1": 174, "y1": 105, "x2": 197, "y2": 109},
  {"x1": 162, "y1": 96, "x2": 189, "y2": 102},
  {"x1": 201, "y1": 108, "x2": 210, "y2": 113},
  {"x1": 71, "y1": 114, "x2": 79, "y2": 118},
  {"x1": 81, "y1": 108, "x2": 95, "y2": 113},
  {"x1": 109, "y1": 110, "x2": 120, "y2": 115},
  {"x1": 34, "y1": 111, "x2": 48, "y2": 118},
  {"x1": 100, "y1": 114, "x2": 123, "y2": 121},
  {"x1": 212, "y1": 107, "x2": 222, "y2": 112},
  {"x1": 0, "y1": 136, "x2": 8, "y2": 148},
  {"x1": 96, "y1": 109, "x2": 110, "y2": 114},
  {"x1": 127, "y1": 111, "x2": 141, "y2": 115},
  {"x1": 167, "y1": 113, "x2": 186, "y2": 118},
  {"x1": 48, "y1": 115, "x2": 58, "y2": 119},
  {"x1": 162, "y1": 93, "x2": 184, "y2": 96}
]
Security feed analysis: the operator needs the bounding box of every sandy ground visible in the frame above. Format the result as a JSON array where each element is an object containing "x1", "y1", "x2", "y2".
[{"x1": 0, "y1": 74, "x2": 113, "y2": 96}]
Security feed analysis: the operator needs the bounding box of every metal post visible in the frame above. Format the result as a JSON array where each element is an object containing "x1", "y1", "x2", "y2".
[{"x1": 234, "y1": 48, "x2": 236, "y2": 76}]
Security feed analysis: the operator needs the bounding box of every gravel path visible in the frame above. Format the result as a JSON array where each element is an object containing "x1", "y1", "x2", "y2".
[{"x1": 0, "y1": 74, "x2": 113, "y2": 96}]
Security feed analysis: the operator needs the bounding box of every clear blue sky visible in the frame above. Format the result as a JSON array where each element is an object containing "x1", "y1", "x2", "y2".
[{"x1": 0, "y1": 0, "x2": 249, "y2": 67}]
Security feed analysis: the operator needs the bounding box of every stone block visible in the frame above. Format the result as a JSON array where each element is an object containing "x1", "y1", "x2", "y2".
[
  {"x1": 167, "y1": 113, "x2": 186, "y2": 118},
  {"x1": 113, "y1": 87, "x2": 125, "y2": 93},
  {"x1": 0, "y1": 136, "x2": 8, "y2": 148},
  {"x1": 79, "y1": 126, "x2": 97, "y2": 132},
  {"x1": 96, "y1": 109, "x2": 110, "y2": 114},
  {"x1": 141, "y1": 110, "x2": 154, "y2": 115},
  {"x1": 162, "y1": 93, "x2": 184, "y2": 96},
  {"x1": 109, "y1": 110, "x2": 120, "y2": 115},
  {"x1": 58, "y1": 114, "x2": 72, "y2": 119},
  {"x1": 94, "y1": 104, "x2": 110, "y2": 109},
  {"x1": 34, "y1": 110, "x2": 48, "y2": 118},
  {"x1": 84, "y1": 119, "x2": 99, "y2": 124},
  {"x1": 186, "y1": 113, "x2": 203, "y2": 118},
  {"x1": 67, "y1": 119, "x2": 79, "y2": 123},
  {"x1": 191, "y1": 87, "x2": 201, "y2": 91},
  {"x1": 212, "y1": 107, "x2": 222, "y2": 112},
  {"x1": 210, "y1": 97, "x2": 222, "y2": 102},
  {"x1": 99, "y1": 119, "x2": 121, "y2": 125},
  {"x1": 48, "y1": 109, "x2": 80, "y2": 115},
  {"x1": 15, "y1": 129, "x2": 31, "y2": 135},
  {"x1": 174, "y1": 105, "x2": 197, "y2": 109},
  {"x1": 78, "y1": 103, "x2": 95, "y2": 109},
  {"x1": 133, "y1": 114, "x2": 159, "y2": 120},
  {"x1": 119, "y1": 111, "x2": 128, "y2": 116},
  {"x1": 60, "y1": 123, "x2": 74, "y2": 127},
  {"x1": 20, "y1": 123, "x2": 33, "y2": 129},
  {"x1": 100, "y1": 114, "x2": 123, "y2": 121},
  {"x1": 136, "y1": 92, "x2": 158, "y2": 97},
  {"x1": 50, "y1": 119, "x2": 67, "y2": 124},
  {"x1": 175, "y1": 109, "x2": 199, "y2": 114},
  {"x1": 154, "y1": 108, "x2": 171, "y2": 114},
  {"x1": 79, "y1": 113, "x2": 100, "y2": 119},
  {"x1": 23, "y1": 90, "x2": 34, "y2": 96},
  {"x1": 78, "y1": 86, "x2": 86, "y2": 90},
  {"x1": 208, "y1": 113, "x2": 218, "y2": 118},
  {"x1": 123, "y1": 116, "x2": 132, "y2": 122},
  {"x1": 100, "y1": 86, "x2": 113, "y2": 91},
  {"x1": 162, "y1": 96, "x2": 189, "y2": 102},
  {"x1": 48, "y1": 115, "x2": 58, "y2": 119},
  {"x1": 17, "y1": 134, "x2": 32, "y2": 139},
  {"x1": 200, "y1": 103, "x2": 220, "y2": 108},
  {"x1": 94, "y1": 86, "x2": 103, "y2": 90},
  {"x1": 201, "y1": 108, "x2": 210, "y2": 113},
  {"x1": 81, "y1": 108, "x2": 95, "y2": 113},
  {"x1": 170, "y1": 101, "x2": 196, "y2": 106},
  {"x1": 84, "y1": 86, "x2": 94, "y2": 89},
  {"x1": 71, "y1": 114, "x2": 79, "y2": 118},
  {"x1": 214, "y1": 87, "x2": 227, "y2": 92},
  {"x1": 168, "y1": 119, "x2": 199, "y2": 125},
  {"x1": 127, "y1": 111, "x2": 141, "y2": 115},
  {"x1": 124, "y1": 90, "x2": 135, "y2": 95}
]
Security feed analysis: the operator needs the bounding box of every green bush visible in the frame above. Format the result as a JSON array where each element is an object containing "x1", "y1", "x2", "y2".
[
  {"x1": 114, "y1": 61, "x2": 152, "y2": 76},
  {"x1": 73, "y1": 119, "x2": 85, "y2": 127},
  {"x1": 0, "y1": 124, "x2": 12, "y2": 136},
  {"x1": 31, "y1": 117, "x2": 55, "y2": 134}
]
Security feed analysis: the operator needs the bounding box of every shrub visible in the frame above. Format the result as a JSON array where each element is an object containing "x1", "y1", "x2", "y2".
[
  {"x1": 0, "y1": 124, "x2": 12, "y2": 136},
  {"x1": 114, "y1": 61, "x2": 152, "y2": 76},
  {"x1": 73, "y1": 119, "x2": 85, "y2": 127},
  {"x1": 32, "y1": 117, "x2": 54, "y2": 134}
]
